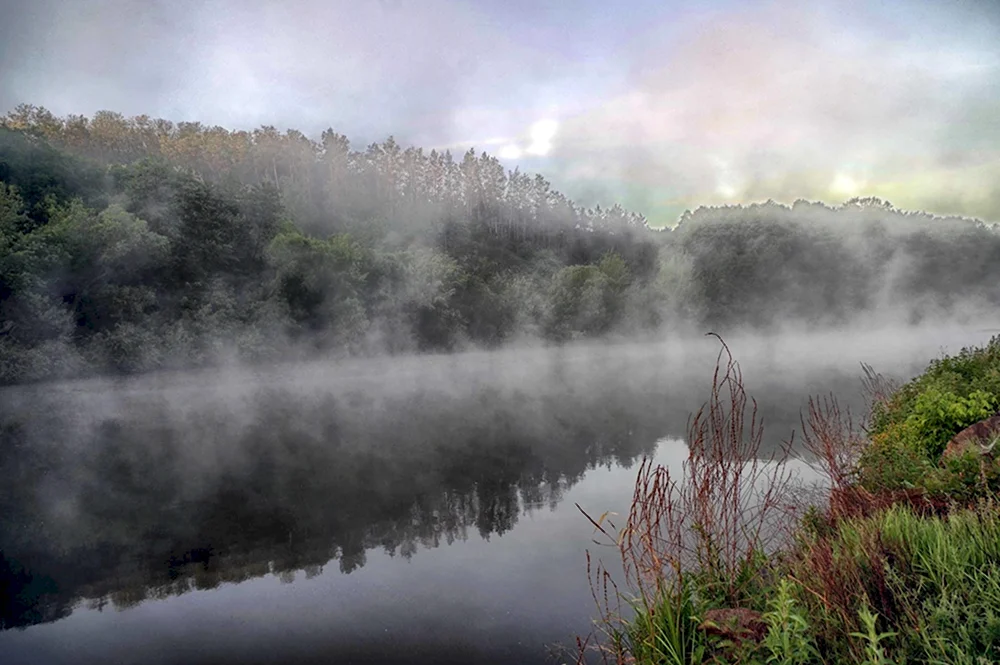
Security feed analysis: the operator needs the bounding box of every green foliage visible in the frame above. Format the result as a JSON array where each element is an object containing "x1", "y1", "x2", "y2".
[
  {"x1": 759, "y1": 579, "x2": 819, "y2": 665},
  {"x1": 799, "y1": 505, "x2": 835, "y2": 541},
  {"x1": 783, "y1": 505, "x2": 1000, "y2": 665},
  {"x1": 693, "y1": 548, "x2": 773, "y2": 613},
  {"x1": 544, "y1": 252, "x2": 632, "y2": 341},
  {"x1": 5, "y1": 110, "x2": 1000, "y2": 384},
  {"x1": 546, "y1": 264, "x2": 610, "y2": 340},
  {"x1": 620, "y1": 578, "x2": 707, "y2": 665},
  {"x1": 903, "y1": 387, "x2": 997, "y2": 459},
  {"x1": 869, "y1": 336, "x2": 1000, "y2": 461},
  {"x1": 865, "y1": 505, "x2": 1000, "y2": 663},
  {"x1": 854, "y1": 337, "x2": 1000, "y2": 505},
  {"x1": 0, "y1": 120, "x2": 670, "y2": 382},
  {"x1": 678, "y1": 215, "x2": 871, "y2": 328},
  {"x1": 849, "y1": 605, "x2": 897, "y2": 665},
  {"x1": 0, "y1": 182, "x2": 30, "y2": 236},
  {"x1": 267, "y1": 231, "x2": 371, "y2": 347},
  {"x1": 0, "y1": 127, "x2": 107, "y2": 226},
  {"x1": 856, "y1": 436, "x2": 934, "y2": 491}
]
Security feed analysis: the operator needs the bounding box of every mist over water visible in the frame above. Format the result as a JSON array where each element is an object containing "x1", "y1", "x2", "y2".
[
  {"x1": 0, "y1": 324, "x2": 993, "y2": 664},
  {"x1": 3, "y1": 2, "x2": 1000, "y2": 661}
]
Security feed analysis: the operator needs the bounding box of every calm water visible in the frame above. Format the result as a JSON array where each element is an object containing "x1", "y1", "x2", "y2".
[{"x1": 0, "y1": 328, "x2": 993, "y2": 665}]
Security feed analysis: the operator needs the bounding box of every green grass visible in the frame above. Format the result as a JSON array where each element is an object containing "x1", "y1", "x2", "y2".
[
  {"x1": 793, "y1": 504, "x2": 1000, "y2": 664},
  {"x1": 595, "y1": 504, "x2": 1000, "y2": 665},
  {"x1": 618, "y1": 577, "x2": 706, "y2": 665}
]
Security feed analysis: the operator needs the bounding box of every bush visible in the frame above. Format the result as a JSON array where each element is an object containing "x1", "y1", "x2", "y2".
[
  {"x1": 868, "y1": 335, "x2": 1000, "y2": 462},
  {"x1": 856, "y1": 435, "x2": 934, "y2": 492}
]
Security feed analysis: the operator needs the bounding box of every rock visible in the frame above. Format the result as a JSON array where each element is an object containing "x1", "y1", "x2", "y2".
[
  {"x1": 940, "y1": 413, "x2": 1000, "y2": 463},
  {"x1": 698, "y1": 608, "x2": 767, "y2": 643}
]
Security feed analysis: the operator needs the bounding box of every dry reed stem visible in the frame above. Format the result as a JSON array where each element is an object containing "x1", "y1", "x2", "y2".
[
  {"x1": 860, "y1": 361, "x2": 897, "y2": 430},
  {"x1": 576, "y1": 334, "x2": 804, "y2": 662},
  {"x1": 800, "y1": 394, "x2": 866, "y2": 491},
  {"x1": 674, "y1": 334, "x2": 799, "y2": 600}
]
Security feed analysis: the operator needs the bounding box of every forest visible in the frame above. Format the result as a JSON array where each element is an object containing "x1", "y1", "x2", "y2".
[{"x1": 2, "y1": 104, "x2": 999, "y2": 385}]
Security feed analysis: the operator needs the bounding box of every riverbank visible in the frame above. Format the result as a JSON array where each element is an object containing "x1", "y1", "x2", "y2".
[{"x1": 580, "y1": 334, "x2": 1000, "y2": 664}]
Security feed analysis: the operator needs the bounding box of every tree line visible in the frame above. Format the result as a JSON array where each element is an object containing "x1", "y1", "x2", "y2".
[{"x1": 2, "y1": 104, "x2": 998, "y2": 384}]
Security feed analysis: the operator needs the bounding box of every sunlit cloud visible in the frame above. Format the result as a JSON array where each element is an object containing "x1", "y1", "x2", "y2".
[
  {"x1": 544, "y1": 1, "x2": 1000, "y2": 224},
  {"x1": 526, "y1": 118, "x2": 559, "y2": 156},
  {"x1": 829, "y1": 173, "x2": 865, "y2": 198},
  {"x1": 710, "y1": 155, "x2": 743, "y2": 199},
  {"x1": 716, "y1": 184, "x2": 737, "y2": 199},
  {"x1": 431, "y1": 117, "x2": 560, "y2": 161},
  {"x1": 498, "y1": 144, "x2": 523, "y2": 160}
]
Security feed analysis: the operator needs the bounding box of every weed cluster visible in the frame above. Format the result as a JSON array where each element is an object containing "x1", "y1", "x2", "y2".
[{"x1": 577, "y1": 335, "x2": 1000, "y2": 665}]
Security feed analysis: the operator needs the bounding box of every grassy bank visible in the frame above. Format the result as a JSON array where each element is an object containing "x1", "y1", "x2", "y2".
[{"x1": 578, "y1": 334, "x2": 1000, "y2": 665}]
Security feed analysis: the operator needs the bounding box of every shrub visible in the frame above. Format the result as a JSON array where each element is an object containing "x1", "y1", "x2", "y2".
[
  {"x1": 856, "y1": 435, "x2": 933, "y2": 492},
  {"x1": 903, "y1": 387, "x2": 996, "y2": 459},
  {"x1": 868, "y1": 335, "x2": 1000, "y2": 462}
]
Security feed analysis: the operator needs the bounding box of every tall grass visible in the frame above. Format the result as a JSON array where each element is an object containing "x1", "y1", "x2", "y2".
[{"x1": 792, "y1": 503, "x2": 1000, "y2": 663}]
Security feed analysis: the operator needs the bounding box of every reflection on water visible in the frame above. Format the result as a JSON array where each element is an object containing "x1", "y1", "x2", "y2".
[{"x1": 0, "y1": 332, "x2": 988, "y2": 664}]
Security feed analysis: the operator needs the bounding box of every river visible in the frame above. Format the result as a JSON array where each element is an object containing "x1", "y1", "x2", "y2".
[{"x1": 0, "y1": 325, "x2": 993, "y2": 664}]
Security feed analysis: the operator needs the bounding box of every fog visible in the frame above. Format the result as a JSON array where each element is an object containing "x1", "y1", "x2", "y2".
[
  {"x1": 1, "y1": 324, "x2": 993, "y2": 644},
  {"x1": 3, "y1": 1, "x2": 999, "y2": 224},
  {"x1": 3, "y1": 3, "x2": 1000, "y2": 660},
  {"x1": 2, "y1": 118, "x2": 1000, "y2": 390}
]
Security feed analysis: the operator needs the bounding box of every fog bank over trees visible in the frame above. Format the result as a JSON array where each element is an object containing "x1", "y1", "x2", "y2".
[{"x1": 2, "y1": 105, "x2": 998, "y2": 385}]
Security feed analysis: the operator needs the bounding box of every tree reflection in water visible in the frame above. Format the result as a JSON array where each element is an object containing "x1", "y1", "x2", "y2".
[{"x1": 0, "y1": 352, "x2": 686, "y2": 631}]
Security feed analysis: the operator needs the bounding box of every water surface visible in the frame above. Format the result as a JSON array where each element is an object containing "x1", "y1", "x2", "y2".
[{"x1": 1, "y1": 328, "x2": 993, "y2": 664}]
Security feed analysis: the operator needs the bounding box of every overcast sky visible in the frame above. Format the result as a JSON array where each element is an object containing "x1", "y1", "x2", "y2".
[{"x1": 2, "y1": 0, "x2": 999, "y2": 225}]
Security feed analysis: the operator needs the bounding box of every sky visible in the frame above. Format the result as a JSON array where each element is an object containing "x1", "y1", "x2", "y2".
[{"x1": 1, "y1": 0, "x2": 999, "y2": 226}]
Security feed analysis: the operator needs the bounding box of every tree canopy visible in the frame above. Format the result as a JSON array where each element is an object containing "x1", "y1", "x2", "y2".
[{"x1": 2, "y1": 104, "x2": 998, "y2": 384}]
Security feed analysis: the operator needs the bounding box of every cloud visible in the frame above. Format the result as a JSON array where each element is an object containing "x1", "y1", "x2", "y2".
[
  {"x1": 2, "y1": 0, "x2": 999, "y2": 225},
  {"x1": 546, "y1": 0, "x2": 1000, "y2": 224},
  {"x1": 0, "y1": 0, "x2": 589, "y2": 148}
]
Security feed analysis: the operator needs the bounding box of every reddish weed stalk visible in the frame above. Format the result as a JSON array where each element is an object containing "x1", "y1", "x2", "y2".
[
  {"x1": 860, "y1": 361, "x2": 897, "y2": 430},
  {"x1": 573, "y1": 350, "x2": 912, "y2": 663},
  {"x1": 799, "y1": 362, "x2": 895, "y2": 493},
  {"x1": 800, "y1": 394, "x2": 866, "y2": 492},
  {"x1": 576, "y1": 335, "x2": 802, "y2": 663},
  {"x1": 680, "y1": 335, "x2": 800, "y2": 596}
]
